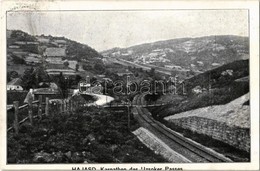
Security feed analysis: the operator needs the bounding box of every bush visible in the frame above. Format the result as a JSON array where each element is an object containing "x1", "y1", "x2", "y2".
[{"x1": 8, "y1": 107, "x2": 166, "y2": 163}]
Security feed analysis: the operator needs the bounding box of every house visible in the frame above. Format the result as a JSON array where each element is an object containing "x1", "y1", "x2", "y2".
[
  {"x1": 235, "y1": 76, "x2": 249, "y2": 83},
  {"x1": 54, "y1": 39, "x2": 67, "y2": 44},
  {"x1": 33, "y1": 88, "x2": 60, "y2": 95},
  {"x1": 44, "y1": 47, "x2": 66, "y2": 64},
  {"x1": 45, "y1": 63, "x2": 77, "y2": 79},
  {"x1": 7, "y1": 78, "x2": 23, "y2": 91},
  {"x1": 8, "y1": 45, "x2": 20, "y2": 49},
  {"x1": 39, "y1": 82, "x2": 59, "y2": 89},
  {"x1": 165, "y1": 65, "x2": 182, "y2": 70},
  {"x1": 212, "y1": 63, "x2": 221, "y2": 67},
  {"x1": 46, "y1": 68, "x2": 76, "y2": 77},
  {"x1": 14, "y1": 41, "x2": 27, "y2": 45},
  {"x1": 116, "y1": 69, "x2": 133, "y2": 77},
  {"x1": 25, "y1": 56, "x2": 42, "y2": 64},
  {"x1": 197, "y1": 61, "x2": 204, "y2": 66},
  {"x1": 27, "y1": 42, "x2": 39, "y2": 45},
  {"x1": 36, "y1": 37, "x2": 50, "y2": 43},
  {"x1": 221, "y1": 69, "x2": 233, "y2": 76},
  {"x1": 7, "y1": 85, "x2": 23, "y2": 91},
  {"x1": 192, "y1": 86, "x2": 202, "y2": 94},
  {"x1": 7, "y1": 30, "x2": 12, "y2": 39}
]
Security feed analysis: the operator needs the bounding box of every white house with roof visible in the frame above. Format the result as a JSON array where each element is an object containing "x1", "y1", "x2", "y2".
[{"x1": 7, "y1": 78, "x2": 23, "y2": 91}]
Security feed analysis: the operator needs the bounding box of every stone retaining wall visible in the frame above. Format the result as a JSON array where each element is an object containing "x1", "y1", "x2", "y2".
[
  {"x1": 166, "y1": 116, "x2": 250, "y2": 152},
  {"x1": 133, "y1": 127, "x2": 191, "y2": 163}
]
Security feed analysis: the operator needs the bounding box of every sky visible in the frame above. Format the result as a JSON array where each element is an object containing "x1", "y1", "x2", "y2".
[{"x1": 7, "y1": 10, "x2": 248, "y2": 51}]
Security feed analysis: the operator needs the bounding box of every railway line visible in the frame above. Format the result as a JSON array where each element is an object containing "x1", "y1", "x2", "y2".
[{"x1": 132, "y1": 94, "x2": 232, "y2": 163}]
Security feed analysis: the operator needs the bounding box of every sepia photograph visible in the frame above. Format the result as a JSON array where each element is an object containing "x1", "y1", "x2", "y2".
[{"x1": 0, "y1": 1, "x2": 259, "y2": 170}]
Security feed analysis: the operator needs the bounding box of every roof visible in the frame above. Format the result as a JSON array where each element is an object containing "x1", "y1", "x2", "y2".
[
  {"x1": 46, "y1": 63, "x2": 68, "y2": 70},
  {"x1": 7, "y1": 78, "x2": 22, "y2": 85},
  {"x1": 46, "y1": 69, "x2": 75, "y2": 72},
  {"x1": 235, "y1": 76, "x2": 249, "y2": 82},
  {"x1": 47, "y1": 72, "x2": 77, "y2": 76},
  {"x1": 33, "y1": 88, "x2": 60, "y2": 95},
  {"x1": 45, "y1": 48, "x2": 66, "y2": 57},
  {"x1": 54, "y1": 39, "x2": 67, "y2": 44}
]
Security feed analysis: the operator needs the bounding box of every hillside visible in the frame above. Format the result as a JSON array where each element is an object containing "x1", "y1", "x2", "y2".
[
  {"x1": 165, "y1": 93, "x2": 249, "y2": 128},
  {"x1": 150, "y1": 59, "x2": 249, "y2": 118},
  {"x1": 7, "y1": 30, "x2": 104, "y2": 77},
  {"x1": 102, "y1": 35, "x2": 249, "y2": 74}
]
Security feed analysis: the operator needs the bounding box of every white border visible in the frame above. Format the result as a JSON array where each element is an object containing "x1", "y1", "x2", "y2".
[{"x1": 0, "y1": 1, "x2": 259, "y2": 170}]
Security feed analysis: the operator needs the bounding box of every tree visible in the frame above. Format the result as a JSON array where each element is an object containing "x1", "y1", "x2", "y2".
[
  {"x1": 21, "y1": 67, "x2": 36, "y2": 90},
  {"x1": 63, "y1": 61, "x2": 69, "y2": 68},
  {"x1": 75, "y1": 63, "x2": 79, "y2": 72},
  {"x1": 58, "y1": 72, "x2": 67, "y2": 98},
  {"x1": 9, "y1": 71, "x2": 19, "y2": 79},
  {"x1": 149, "y1": 68, "x2": 155, "y2": 77},
  {"x1": 82, "y1": 64, "x2": 92, "y2": 71},
  {"x1": 90, "y1": 77, "x2": 97, "y2": 86},
  {"x1": 94, "y1": 63, "x2": 105, "y2": 73}
]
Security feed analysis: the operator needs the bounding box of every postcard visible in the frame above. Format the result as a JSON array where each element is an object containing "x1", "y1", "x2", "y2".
[{"x1": 0, "y1": 0, "x2": 259, "y2": 170}]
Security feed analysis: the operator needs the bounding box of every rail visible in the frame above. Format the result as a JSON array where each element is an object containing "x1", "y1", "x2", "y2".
[
  {"x1": 104, "y1": 100, "x2": 171, "y2": 108},
  {"x1": 132, "y1": 94, "x2": 232, "y2": 162}
]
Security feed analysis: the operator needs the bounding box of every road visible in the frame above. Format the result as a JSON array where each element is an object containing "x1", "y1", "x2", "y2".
[
  {"x1": 72, "y1": 89, "x2": 114, "y2": 106},
  {"x1": 107, "y1": 57, "x2": 172, "y2": 75}
]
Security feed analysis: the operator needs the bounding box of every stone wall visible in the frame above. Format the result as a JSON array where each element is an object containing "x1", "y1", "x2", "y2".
[
  {"x1": 133, "y1": 127, "x2": 191, "y2": 163},
  {"x1": 166, "y1": 116, "x2": 250, "y2": 152}
]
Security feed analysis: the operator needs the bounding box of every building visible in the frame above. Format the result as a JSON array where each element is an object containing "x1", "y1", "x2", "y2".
[
  {"x1": 192, "y1": 86, "x2": 203, "y2": 94},
  {"x1": 46, "y1": 68, "x2": 76, "y2": 77},
  {"x1": 45, "y1": 63, "x2": 77, "y2": 78},
  {"x1": 36, "y1": 37, "x2": 50, "y2": 43},
  {"x1": 25, "y1": 56, "x2": 42, "y2": 65},
  {"x1": 116, "y1": 69, "x2": 133, "y2": 77},
  {"x1": 7, "y1": 78, "x2": 23, "y2": 91},
  {"x1": 44, "y1": 47, "x2": 66, "y2": 64},
  {"x1": 165, "y1": 65, "x2": 182, "y2": 70}
]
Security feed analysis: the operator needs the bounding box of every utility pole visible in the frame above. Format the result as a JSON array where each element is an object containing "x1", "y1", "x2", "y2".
[{"x1": 127, "y1": 99, "x2": 130, "y2": 130}]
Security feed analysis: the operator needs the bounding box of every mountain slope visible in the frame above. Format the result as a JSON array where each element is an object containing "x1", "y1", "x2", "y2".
[
  {"x1": 7, "y1": 30, "x2": 104, "y2": 76},
  {"x1": 102, "y1": 35, "x2": 249, "y2": 73}
]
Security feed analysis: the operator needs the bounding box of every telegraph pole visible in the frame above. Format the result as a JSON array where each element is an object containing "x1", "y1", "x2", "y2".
[{"x1": 127, "y1": 99, "x2": 130, "y2": 130}]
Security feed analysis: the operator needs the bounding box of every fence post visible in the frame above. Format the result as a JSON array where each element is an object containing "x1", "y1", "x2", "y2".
[
  {"x1": 64, "y1": 100, "x2": 66, "y2": 111},
  {"x1": 71, "y1": 101, "x2": 75, "y2": 112},
  {"x1": 28, "y1": 99, "x2": 33, "y2": 126},
  {"x1": 60, "y1": 100, "x2": 63, "y2": 113},
  {"x1": 38, "y1": 95, "x2": 42, "y2": 119},
  {"x1": 69, "y1": 99, "x2": 72, "y2": 112},
  {"x1": 45, "y1": 97, "x2": 49, "y2": 116},
  {"x1": 13, "y1": 101, "x2": 19, "y2": 135}
]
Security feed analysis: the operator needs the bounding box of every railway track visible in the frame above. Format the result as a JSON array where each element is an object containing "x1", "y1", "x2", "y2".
[{"x1": 132, "y1": 94, "x2": 232, "y2": 163}]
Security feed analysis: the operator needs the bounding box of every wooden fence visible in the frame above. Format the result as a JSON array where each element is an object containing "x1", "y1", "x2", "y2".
[
  {"x1": 7, "y1": 95, "x2": 88, "y2": 135},
  {"x1": 7, "y1": 94, "x2": 173, "y2": 135}
]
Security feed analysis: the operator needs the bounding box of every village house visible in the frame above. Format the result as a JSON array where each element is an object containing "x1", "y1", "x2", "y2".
[
  {"x1": 116, "y1": 69, "x2": 134, "y2": 77},
  {"x1": 54, "y1": 39, "x2": 67, "y2": 47},
  {"x1": 192, "y1": 86, "x2": 203, "y2": 94},
  {"x1": 7, "y1": 78, "x2": 23, "y2": 91},
  {"x1": 27, "y1": 42, "x2": 39, "y2": 45},
  {"x1": 8, "y1": 45, "x2": 20, "y2": 49},
  {"x1": 14, "y1": 41, "x2": 27, "y2": 45},
  {"x1": 165, "y1": 65, "x2": 182, "y2": 70},
  {"x1": 44, "y1": 47, "x2": 66, "y2": 64},
  {"x1": 36, "y1": 37, "x2": 50, "y2": 43},
  {"x1": 45, "y1": 63, "x2": 77, "y2": 79}
]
